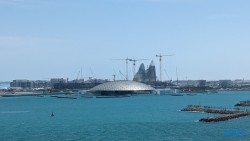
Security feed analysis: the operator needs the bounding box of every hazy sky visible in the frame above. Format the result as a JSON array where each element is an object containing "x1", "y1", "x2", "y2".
[{"x1": 1, "y1": 0, "x2": 250, "y2": 81}]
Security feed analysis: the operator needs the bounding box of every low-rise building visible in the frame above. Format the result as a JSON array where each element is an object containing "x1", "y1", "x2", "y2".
[
  {"x1": 10, "y1": 80, "x2": 34, "y2": 89},
  {"x1": 50, "y1": 78, "x2": 66, "y2": 88},
  {"x1": 219, "y1": 80, "x2": 232, "y2": 88}
]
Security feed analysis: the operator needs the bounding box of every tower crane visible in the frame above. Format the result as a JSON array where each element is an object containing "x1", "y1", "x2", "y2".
[
  {"x1": 156, "y1": 54, "x2": 174, "y2": 82},
  {"x1": 129, "y1": 58, "x2": 148, "y2": 78},
  {"x1": 112, "y1": 74, "x2": 116, "y2": 81},
  {"x1": 112, "y1": 58, "x2": 131, "y2": 80}
]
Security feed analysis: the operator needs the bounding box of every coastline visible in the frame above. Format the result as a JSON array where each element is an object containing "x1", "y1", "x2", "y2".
[
  {"x1": 1, "y1": 89, "x2": 250, "y2": 98},
  {"x1": 0, "y1": 91, "x2": 77, "y2": 97}
]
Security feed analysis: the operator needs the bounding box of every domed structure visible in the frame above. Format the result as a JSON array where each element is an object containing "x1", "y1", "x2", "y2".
[{"x1": 89, "y1": 80, "x2": 155, "y2": 95}]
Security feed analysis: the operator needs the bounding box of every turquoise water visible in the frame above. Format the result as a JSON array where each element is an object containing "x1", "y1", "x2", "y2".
[
  {"x1": 0, "y1": 83, "x2": 9, "y2": 89},
  {"x1": 1, "y1": 91, "x2": 250, "y2": 141}
]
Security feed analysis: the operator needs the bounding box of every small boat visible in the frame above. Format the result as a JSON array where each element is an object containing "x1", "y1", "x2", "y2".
[
  {"x1": 57, "y1": 96, "x2": 77, "y2": 99},
  {"x1": 96, "y1": 95, "x2": 130, "y2": 98},
  {"x1": 50, "y1": 95, "x2": 77, "y2": 99},
  {"x1": 187, "y1": 93, "x2": 197, "y2": 96},
  {"x1": 171, "y1": 94, "x2": 183, "y2": 96}
]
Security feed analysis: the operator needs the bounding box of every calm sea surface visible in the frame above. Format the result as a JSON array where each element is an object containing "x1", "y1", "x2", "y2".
[{"x1": 1, "y1": 91, "x2": 250, "y2": 141}]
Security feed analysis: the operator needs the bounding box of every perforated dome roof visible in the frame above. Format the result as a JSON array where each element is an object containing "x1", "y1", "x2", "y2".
[{"x1": 90, "y1": 80, "x2": 154, "y2": 92}]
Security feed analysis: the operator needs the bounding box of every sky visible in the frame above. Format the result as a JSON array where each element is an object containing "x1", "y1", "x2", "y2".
[{"x1": 1, "y1": 0, "x2": 250, "y2": 81}]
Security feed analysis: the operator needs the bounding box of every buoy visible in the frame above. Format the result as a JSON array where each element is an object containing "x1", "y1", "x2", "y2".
[{"x1": 51, "y1": 112, "x2": 54, "y2": 117}]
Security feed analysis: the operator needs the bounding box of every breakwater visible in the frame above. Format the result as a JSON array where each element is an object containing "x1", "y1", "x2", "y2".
[
  {"x1": 199, "y1": 112, "x2": 250, "y2": 122},
  {"x1": 235, "y1": 100, "x2": 250, "y2": 106},
  {"x1": 181, "y1": 105, "x2": 250, "y2": 122}
]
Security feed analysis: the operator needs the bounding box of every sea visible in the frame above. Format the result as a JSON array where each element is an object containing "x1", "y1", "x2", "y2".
[
  {"x1": 0, "y1": 82, "x2": 9, "y2": 89},
  {"x1": 1, "y1": 91, "x2": 250, "y2": 141}
]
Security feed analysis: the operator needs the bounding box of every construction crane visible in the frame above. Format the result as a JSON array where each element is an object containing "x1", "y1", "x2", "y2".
[
  {"x1": 176, "y1": 67, "x2": 179, "y2": 86},
  {"x1": 112, "y1": 74, "x2": 116, "y2": 81},
  {"x1": 129, "y1": 58, "x2": 148, "y2": 78},
  {"x1": 119, "y1": 70, "x2": 126, "y2": 80},
  {"x1": 112, "y1": 58, "x2": 131, "y2": 80},
  {"x1": 156, "y1": 54, "x2": 174, "y2": 82},
  {"x1": 76, "y1": 70, "x2": 81, "y2": 81},
  {"x1": 76, "y1": 68, "x2": 84, "y2": 80}
]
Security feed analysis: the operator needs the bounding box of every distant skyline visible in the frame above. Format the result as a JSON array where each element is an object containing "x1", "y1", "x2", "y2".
[{"x1": 1, "y1": 0, "x2": 250, "y2": 81}]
